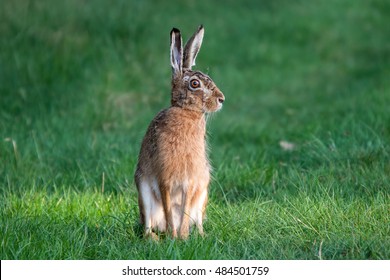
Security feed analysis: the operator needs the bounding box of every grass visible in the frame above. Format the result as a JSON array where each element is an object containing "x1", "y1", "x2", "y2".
[{"x1": 1, "y1": 0, "x2": 389, "y2": 259}]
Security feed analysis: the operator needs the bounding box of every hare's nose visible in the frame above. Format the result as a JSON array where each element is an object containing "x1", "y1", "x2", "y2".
[{"x1": 218, "y1": 92, "x2": 225, "y2": 104}]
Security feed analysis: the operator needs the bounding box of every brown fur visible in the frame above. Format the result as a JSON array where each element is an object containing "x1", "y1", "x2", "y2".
[{"x1": 134, "y1": 26, "x2": 224, "y2": 239}]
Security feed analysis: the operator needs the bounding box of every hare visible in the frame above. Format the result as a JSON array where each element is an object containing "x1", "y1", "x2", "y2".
[{"x1": 134, "y1": 25, "x2": 225, "y2": 240}]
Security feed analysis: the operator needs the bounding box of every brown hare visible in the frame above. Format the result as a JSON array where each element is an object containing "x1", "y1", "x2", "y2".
[{"x1": 134, "y1": 25, "x2": 225, "y2": 240}]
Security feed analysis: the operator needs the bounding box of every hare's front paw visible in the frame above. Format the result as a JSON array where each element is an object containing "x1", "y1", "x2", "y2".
[
  {"x1": 179, "y1": 226, "x2": 190, "y2": 240},
  {"x1": 197, "y1": 225, "x2": 205, "y2": 237},
  {"x1": 171, "y1": 228, "x2": 178, "y2": 238},
  {"x1": 145, "y1": 231, "x2": 159, "y2": 241}
]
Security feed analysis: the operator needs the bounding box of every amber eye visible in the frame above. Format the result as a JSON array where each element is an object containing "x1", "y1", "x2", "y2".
[{"x1": 190, "y1": 79, "x2": 200, "y2": 89}]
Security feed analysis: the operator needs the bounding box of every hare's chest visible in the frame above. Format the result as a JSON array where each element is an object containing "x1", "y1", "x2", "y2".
[{"x1": 158, "y1": 125, "x2": 208, "y2": 168}]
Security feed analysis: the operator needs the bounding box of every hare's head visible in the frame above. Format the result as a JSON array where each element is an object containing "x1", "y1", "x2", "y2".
[{"x1": 170, "y1": 26, "x2": 225, "y2": 113}]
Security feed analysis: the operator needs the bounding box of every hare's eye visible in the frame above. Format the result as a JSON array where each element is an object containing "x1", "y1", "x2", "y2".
[{"x1": 190, "y1": 79, "x2": 200, "y2": 89}]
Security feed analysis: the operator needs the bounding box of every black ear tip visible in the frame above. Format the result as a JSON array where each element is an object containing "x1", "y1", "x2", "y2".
[
  {"x1": 171, "y1": 27, "x2": 180, "y2": 34},
  {"x1": 198, "y1": 24, "x2": 204, "y2": 30}
]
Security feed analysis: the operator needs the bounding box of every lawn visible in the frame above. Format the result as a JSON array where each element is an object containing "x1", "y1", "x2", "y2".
[{"x1": 1, "y1": 0, "x2": 389, "y2": 259}]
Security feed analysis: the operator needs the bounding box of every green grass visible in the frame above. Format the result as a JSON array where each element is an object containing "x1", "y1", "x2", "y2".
[{"x1": 1, "y1": 0, "x2": 389, "y2": 259}]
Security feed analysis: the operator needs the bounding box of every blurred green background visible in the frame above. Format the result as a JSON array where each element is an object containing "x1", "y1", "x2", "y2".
[{"x1": 1, "y1": 0, "x2": 389, "y2": 259}]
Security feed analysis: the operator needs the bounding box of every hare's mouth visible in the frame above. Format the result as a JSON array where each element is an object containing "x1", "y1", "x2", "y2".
[
  {"x1": 203, "y1": 93, "x2": 225, "y2": 113},
  {"x1": 216, "y1": 102, "x2": 223, "y2": 111},
  {"x1": 204, "y1": 102, "x2": 223, "y2": 113}
]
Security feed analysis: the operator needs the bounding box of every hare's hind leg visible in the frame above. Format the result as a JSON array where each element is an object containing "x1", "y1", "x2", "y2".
[{"x1": 138, "y1": 179, "x2": 160, "y2": 240}]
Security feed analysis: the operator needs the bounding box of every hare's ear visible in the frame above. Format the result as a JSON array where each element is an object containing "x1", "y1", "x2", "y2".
[
  {"x1": 183, "y1": 25, "x2": 204, "y2": 69},
  {"x1": 170, "y1": 28, "x2": 183, "y2": 76}
]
